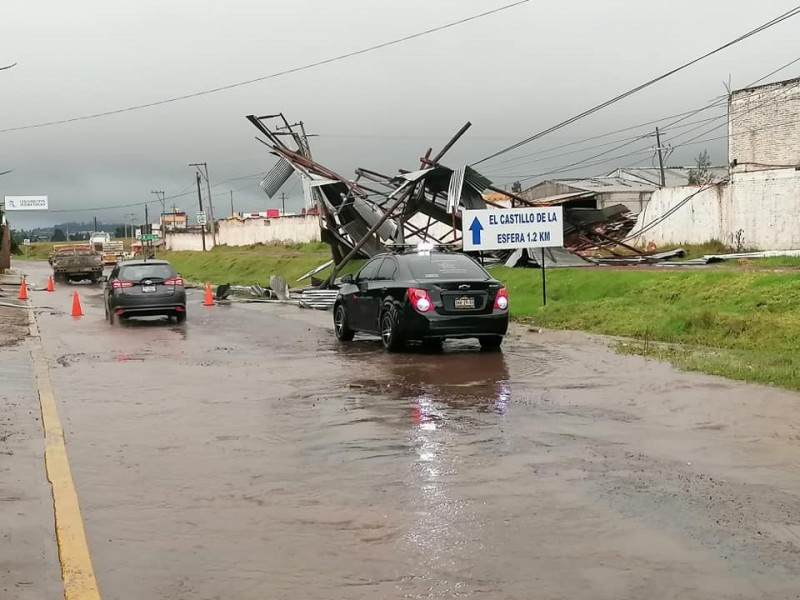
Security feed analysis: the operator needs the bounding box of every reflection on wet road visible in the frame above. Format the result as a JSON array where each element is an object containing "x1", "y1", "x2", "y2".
[{"x1": 18, "y1": 260, "x2": 800, "y2": 599}]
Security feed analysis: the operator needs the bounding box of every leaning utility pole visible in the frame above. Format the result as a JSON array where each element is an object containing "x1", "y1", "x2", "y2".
[
  {"x1": 195, "y1": 172, "x2": 207, "y2": 252},
  {"x1": 189, "y1": 162, "x2": 215, "y2": 239},
  {"x1": 655, "y1": 127, "x2": 667, "y2": 188}
]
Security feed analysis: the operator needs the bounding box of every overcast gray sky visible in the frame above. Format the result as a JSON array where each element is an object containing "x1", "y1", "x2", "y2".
[{"x1": 2, "y1": 0, "x2": 799, "y2": 229}]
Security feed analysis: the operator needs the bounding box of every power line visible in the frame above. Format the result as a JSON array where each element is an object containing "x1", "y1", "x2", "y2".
[
  {"x1": 487, "y1": 58, "x2": 800, "y2": 181},
  {"x1": 472, "y1": 5, "x2": 800, "y2": 165},
  {"x1": 479, "y1": 53, "x2": 800, "y2": 172},
  {"x1": 0, "y1": 1, "x2": 531, "y2": 134},
  {"x1": 48, "y1": 172, "x2": 266, "y2": 213}
]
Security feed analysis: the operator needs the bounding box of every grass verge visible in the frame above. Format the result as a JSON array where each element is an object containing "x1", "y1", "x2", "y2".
[
  {"x1": 160, "y1": 243, "x2": 363, "y2": 287},
  {"x1": 495, "y1": 266, "x2": 800, "y2": 390}
]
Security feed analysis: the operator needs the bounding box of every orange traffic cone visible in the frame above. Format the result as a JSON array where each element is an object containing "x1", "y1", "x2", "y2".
[
  {"x1": 46, "y1": 275, "x2": 55, "y2": 292},
  {"x1": 203, "y1": 282, "x2": 215, "y2": 307},
  {"x1": 71, "y1": 291, "x2": 83, "y2": 317},
  {"x1": 18, "y1": 277, "x2": 28, "y2": 300}
]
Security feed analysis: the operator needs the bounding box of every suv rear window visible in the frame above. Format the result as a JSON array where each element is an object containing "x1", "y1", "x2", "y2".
[
  {"x1": 118, "y1": 264, "x2": 176, "y2": 281},
  {"x1": 406, "y1": 254, "x2": 489, "y2": 280}
]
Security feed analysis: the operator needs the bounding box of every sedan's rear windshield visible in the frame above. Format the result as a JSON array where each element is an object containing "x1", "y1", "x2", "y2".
[
  {"x1": 406, "y1": 254, "x2": 489, "y2": 280},
  {"x1": 119, "y1": 264, "x2": 175, "y2": 281}
]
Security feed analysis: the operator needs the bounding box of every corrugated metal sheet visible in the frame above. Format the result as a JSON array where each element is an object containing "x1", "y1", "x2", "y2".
[
  {"x1": 464, "y1": 166, "x2": 492, "y2": 194},
  {"x1": 353, "y1": 198, "x2": 396, "y2": 241},
  {"x1": 260, "y1": 158, "x2": 294, "y2": 198},
  {"x1": 446, "y1": 167, "x2": 465, "y2": 214}
]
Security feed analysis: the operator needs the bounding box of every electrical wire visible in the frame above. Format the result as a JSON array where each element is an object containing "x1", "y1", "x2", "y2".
[
  {"x1": 472, "y1": 5, "x2": 800, "y2": 165},
  {"x1": 48, "y1": 172, "x2": 267, "y2": 214},
  {"x1": 491, "y1": 64, "x2": 800, "y2": 181},
  {"x1": 480, "y1": 53, "x2": 800, "y2": 172},
  {"x1": 0, "y1": 0, "x2": 532, "y2": 134}
]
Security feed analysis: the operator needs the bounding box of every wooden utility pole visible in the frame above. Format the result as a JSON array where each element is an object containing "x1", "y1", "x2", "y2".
[
  {"x1": 190, "y1": 163, "x2": 215, "y2": 240},
  {"x1": 230, "y1": 190, "x2": 234, "y2": 217},
  {"x1": 655, "y1": 127, "x2": 666, "y2": 188},
  {"x1": 196, "y1": 172, "x2": 207, "y2": 252}
]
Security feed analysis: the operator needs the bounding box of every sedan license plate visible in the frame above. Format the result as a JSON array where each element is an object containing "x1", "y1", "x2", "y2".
[
  {"x1": 454, "y1": 295, "x2": 475, "y2": 309},
  {"x1": 142, "y1": 285, "x2": 156, "y2": 293}
]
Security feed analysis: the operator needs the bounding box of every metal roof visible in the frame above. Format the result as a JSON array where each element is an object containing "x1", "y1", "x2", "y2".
[
  {"x1": 546, "y1": 176, "x2": 656, "y2": 194},
  {"x1": 608, "y1": 167, "x2": 729, "y2": 188}
]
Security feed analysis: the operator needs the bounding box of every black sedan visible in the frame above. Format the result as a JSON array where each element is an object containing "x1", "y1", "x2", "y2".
[
  {"x1": 104, "y1": 260, "x2": 187, "y2": 324},
  {"x1": 333, "y1": 249, "x2": 509, "y2": 351}
]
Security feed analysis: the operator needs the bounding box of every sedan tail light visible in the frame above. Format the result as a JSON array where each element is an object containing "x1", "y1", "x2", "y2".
[
  {"x1": 111, "y1": 280, "x2": 134, "y2": 289},
  {"x1": 408, "y1": 288, "x2": 434, "y2": 313},
  {"x1": 162, "y1": 277, "x2": 184, "y2": 287},
  {"x1": 494, "y1": 287, "x2": 509, "y2": 310}
]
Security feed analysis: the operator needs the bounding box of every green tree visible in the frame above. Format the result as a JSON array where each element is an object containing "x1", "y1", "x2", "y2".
[
  {"x1": 511, "y1": 181, "x2": 523, "y2": 193},
  {"x1": 51, "y1": 228, "x2": 67, "y2": 242},
  {"x1": 688, "y1": 150, "x2": 715, "y2": 185}
]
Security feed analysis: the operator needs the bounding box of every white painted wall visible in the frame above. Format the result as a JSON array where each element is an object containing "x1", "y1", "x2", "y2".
[
  {"x1": 165, "y1": 216, "x2": 321, "y2": 251},
  {"x1": 631, "y1": 169, "x2": 800, "y2": 250}
]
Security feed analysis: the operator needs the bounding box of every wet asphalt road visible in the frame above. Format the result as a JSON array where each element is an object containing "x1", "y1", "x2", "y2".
[{"x1": 16, "y1": 260, "x2": 800, "y2": 599}]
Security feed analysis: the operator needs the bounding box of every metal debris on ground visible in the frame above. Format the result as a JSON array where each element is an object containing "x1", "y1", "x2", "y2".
[
  {"x1": 244, "y1": 112, "x2": 674, "y2": 290},
  {"x1": 298, "y1": 289, "x2": 340, "y2": 311}
]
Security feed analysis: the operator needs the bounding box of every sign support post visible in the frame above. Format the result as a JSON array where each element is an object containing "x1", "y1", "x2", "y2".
[{"x1": 541, "y1": 248, "x2": 547, "y2": 307}]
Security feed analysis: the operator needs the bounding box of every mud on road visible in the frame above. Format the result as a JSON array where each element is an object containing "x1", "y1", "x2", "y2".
[
  {"x1": 0, "y1": 301, "x2": 28, "y2": 347},
  {"x1": 11, "y1": 259, "x2": 800, "y2": 599}
]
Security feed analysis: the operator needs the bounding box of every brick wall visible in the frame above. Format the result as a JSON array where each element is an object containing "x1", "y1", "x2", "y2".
[
  {"x1": 0, "y1": 223, "x2": 10, "y2": 270},
  {"x1": 729, "y1": 78, "x2": 800, "y2": 172}
]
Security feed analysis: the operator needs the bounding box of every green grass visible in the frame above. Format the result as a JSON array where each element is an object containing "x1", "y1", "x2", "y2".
[
  {"x1": 160, "y1": 243, "x2": 364, "y2": 287},
  {"x1": 494, "y1": 266, "x2": 800, "y2": 389}
]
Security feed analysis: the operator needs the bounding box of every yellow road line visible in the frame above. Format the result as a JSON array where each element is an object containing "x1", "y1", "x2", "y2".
[{"x1": 28, "y1": 305, "x2": 102, "y2": 600}]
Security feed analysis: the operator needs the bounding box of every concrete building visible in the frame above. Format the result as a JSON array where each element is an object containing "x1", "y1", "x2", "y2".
[
  {"x1": 520, "y1": 176, "x2": 656, "y2": 214},
  {"x1": 729, "y1": 76, "x2": 800, "y2": 173},
  {"x1": 630, "y1": 77, "x2": 800, "y2": 250},
  {"x1": 160, "y1": 211, "x2": 188, "y2": 231}
]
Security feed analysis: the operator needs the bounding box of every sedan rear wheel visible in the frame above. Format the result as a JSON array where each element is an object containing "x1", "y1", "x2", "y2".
[
  {"x1": 479, "y1": 335, "x2": 503, "y2": 351},
  {"x1": 334, "y1": 304, "x2": 355, "y2": 341},
  {"x1": 380, "y1": 305, "x2": 404, "y2": 352}
]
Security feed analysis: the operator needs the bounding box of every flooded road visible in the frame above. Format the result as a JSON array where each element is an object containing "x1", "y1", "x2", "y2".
[{"x1": 17, "y1": 260, "x2": 800, "y2": 599}]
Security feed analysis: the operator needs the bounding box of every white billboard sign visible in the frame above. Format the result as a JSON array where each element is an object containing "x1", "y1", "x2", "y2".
[
  {"x1": 4, "y1": 195, "x2": 49, "y2": 211},
  {"x1": 462, "y1": 206, "x2": 564, "y2": 252}
]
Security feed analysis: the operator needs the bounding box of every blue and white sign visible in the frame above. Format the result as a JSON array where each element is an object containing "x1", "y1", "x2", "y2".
[{"x1": 462, "y1": 206, "x2": 564, "y2": 251}]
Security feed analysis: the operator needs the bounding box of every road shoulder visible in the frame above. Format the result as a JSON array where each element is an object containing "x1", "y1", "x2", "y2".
[{"x1": 0, "y1": 302, "x2": 61, "y2": 600}]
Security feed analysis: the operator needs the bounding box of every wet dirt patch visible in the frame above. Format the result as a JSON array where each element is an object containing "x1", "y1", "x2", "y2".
[{"x1": 0, "y1": 305, "x2": 29, "y2": 348}]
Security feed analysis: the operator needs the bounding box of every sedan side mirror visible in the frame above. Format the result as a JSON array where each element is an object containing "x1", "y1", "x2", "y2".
[{"x1": 340, "y1": 274, "x2": 354, "y2": 284}]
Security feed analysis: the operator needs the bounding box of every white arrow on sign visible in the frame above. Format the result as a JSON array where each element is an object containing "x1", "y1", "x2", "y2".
[{"x1": 462, "y1": 206, "x2": 564, "y2": 252}]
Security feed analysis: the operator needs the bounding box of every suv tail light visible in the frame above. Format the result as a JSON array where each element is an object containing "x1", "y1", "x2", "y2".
[
  {"x1": 408, "y1": 288, "x2": 433, "y2": 312},
  {"x1": 162, "y1": 277, "x2": 184, "y2": 287},
  {"x1": 111, "y1": 280, "x2": 134, "y2": 289},
  {"x1": 494, "y1": 287, "x2": 509, "y2": 310}
]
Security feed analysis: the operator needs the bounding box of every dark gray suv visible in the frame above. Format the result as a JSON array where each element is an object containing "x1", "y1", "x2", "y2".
[{"x1": 104, "y1": 260, "x2": 187, "y2": 324}]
